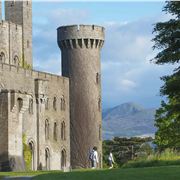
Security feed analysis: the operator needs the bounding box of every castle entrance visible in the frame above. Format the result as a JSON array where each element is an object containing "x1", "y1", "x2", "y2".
[
  {"x1": 29, "y1": 141, "x2": 35, "y2": 170},
  {"x1": 45, "y1": 148, "x2": 50, "y2": 170},
  {"x1": 61, "y1": 149, "x2": 66, "y2": 169}
]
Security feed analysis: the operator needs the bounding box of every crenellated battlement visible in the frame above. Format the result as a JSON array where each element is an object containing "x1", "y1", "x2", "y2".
[
  {"x1": 0, "y1": 63, "x2": 68, "y2": 83},
  {"x1": 57, "y1": 25, "x2": 105, "y2": 49}
]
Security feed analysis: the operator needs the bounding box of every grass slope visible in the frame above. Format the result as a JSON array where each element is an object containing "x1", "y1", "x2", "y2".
[
  {"x1": 34, "y1": 166, "x2": 180, "y2": 180},
  {"x1": 0, "y1": 166, "x2": 180, "y2": 180}
]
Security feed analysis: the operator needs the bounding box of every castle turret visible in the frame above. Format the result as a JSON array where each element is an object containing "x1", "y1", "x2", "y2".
[
  {"x1": 57, "y1": 25, "x2": 105, "y2": 168},
  {"x1": 5, "y1": 0, "x2": 32, "y2": 68}
]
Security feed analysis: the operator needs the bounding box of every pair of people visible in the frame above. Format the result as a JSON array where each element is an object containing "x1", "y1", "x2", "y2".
[{"x1": 89, "y1": 147, "x2": 115, "y2": 169}]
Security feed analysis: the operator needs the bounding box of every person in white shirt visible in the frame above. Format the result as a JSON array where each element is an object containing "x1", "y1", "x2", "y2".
[
  {"x1": 89, "y1": 146, "x2": 99, "y2": 169},
  {"x1": 108, "y1": 151, "x2": 115, "y2": 169}
]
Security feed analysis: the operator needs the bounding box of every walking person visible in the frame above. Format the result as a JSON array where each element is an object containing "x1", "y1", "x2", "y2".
[
  {"x1": 89, "y1": 146, "x2": 99, "y2": 169},
  {"x1": 108, "y1": 151, "x2": 115, "y2": 169}
]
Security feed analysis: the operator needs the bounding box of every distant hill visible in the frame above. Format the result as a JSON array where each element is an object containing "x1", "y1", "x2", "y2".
[{"x1": 102, "y1": 102, "x2": 156, "y2": 139}]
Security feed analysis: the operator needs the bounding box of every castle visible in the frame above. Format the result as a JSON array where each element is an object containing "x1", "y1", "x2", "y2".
[{"x1": 0, "y1": 0, "x2": 104, "y2": 171}]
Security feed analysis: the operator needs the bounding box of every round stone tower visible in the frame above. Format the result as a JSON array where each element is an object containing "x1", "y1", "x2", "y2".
[{"x1": 57, "y1": 25, "x2": 105, "y2": 168}]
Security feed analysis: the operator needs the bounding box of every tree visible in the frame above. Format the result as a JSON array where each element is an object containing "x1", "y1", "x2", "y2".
[{"x1": 152, "y1": 1, "x2": 180, "y2": 150}]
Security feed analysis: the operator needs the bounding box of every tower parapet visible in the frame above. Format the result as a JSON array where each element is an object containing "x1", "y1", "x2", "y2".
[
  {"x1": 58, "y1": 25, "x2": 104, "y2": 49},
  {"x1": 57, "y1": 24, "x2": 105, "y2": 168}
]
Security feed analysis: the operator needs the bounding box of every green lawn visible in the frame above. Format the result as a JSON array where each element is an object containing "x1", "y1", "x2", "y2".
[
  {"x1": 34, "y1": 166, "x2": 180, "y2": 180},
  {"x1": 0, "y1": 166, "x2": 180, "y2": 180}
]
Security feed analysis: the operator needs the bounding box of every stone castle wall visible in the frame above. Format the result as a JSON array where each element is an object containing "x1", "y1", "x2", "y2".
[{"x1": 0, "y1": 63, "x2": 70, "y2": 171}]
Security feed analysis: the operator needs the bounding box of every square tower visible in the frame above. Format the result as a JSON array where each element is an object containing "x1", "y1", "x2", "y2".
[{"x1": 5, "y1": 0, "x2": 32, "y2": 68}]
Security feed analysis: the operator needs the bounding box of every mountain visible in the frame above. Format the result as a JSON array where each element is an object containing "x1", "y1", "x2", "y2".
[{"x1": 102, "y1": 102, "x2": 156, "y2": 139}]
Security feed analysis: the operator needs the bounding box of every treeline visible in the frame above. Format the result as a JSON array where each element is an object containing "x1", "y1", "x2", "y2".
[{"x1": 103, "y1": 137, "x2": 154, "y2": 167}]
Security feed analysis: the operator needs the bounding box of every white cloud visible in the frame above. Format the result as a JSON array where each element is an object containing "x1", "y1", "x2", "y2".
[{"x1": 32, "y1": 4, "x2": 174, "y2": 109}]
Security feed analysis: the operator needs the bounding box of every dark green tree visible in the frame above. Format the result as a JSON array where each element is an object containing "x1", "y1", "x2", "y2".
[{"x1": 152, "y1": 1, "x2": 180, "y2": 150}]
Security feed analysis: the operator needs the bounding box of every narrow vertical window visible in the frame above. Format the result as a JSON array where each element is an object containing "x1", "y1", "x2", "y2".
[
  {"x1": 45, "y1": 98, "x2": 49, "y2": 110},
  {"x1": 53, "y1": 97, "x2": 57, "y2": 111},
  {"x1": 96, "y1": 73, "x2": 100, "y2": 84},
  {"x1": 45, "y1": 119, "x2": 49, "y2": 140},
  {"x1": 13, "y1": 55, "x2": 19, "y2": 66},
  {"x1": 0, "y1": 52, "x2": 5, "y2": 63},
  {"x1": 29, "y1": 98, "x2": 33, "y2": 114},
  {"x1": 99, "y1": 125, "x2": 101, "y2": 140},
  {"x1": 17, "y1": 98, "x2": 23, "y2": 112},
  {"x1": 61, "y1": 96, "x2": 65, "y2": 111},
  {"x1": 98, "y1": 98, "x2": 101, "y2": 111},
  {"x1": 61, "y1": 121, "x2": 65, "y2": 140},
  {"x1": 27, "y1": 40, "x2": 30, "y2": 48},
  {"x1": 54, "y1": 122, "x2": 57, "y2": 141}
]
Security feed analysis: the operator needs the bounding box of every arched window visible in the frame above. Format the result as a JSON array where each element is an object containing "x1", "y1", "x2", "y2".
[
  {"x1": 98, "y1": 98, "x2": 101, "y2": 111},
  {"x1": 27, "y1": 40, "x2": 30, "y2": 48},
  {"x1": 13, "y1": 55, "x2": 19, "y2": 66},
  {"x1": 17, "y1": 98, "x2": 23, "y2": 112},
  {"x1": 61, "y1": 121, "x2": 65, "y2": 140},
  {"x1": 61, "y1": 95, "x2": 65, "y2": 111},
  {"x1": 45, "y1": 148, "x2": 50, "y2": 170},
  {"x1": 45, "y1": 119, "x2": 49, "y2": 140},
  {"x1": 99, "y1": 125, "x2": 101, "y2": 140},
  {"x1": 61, "y1": 149, "x2": 66, "y2": 169},
  {"x1": 0, "y1": 52, "x2": 5, "y2": 63},
  {"x1": 53, "y1": 97, "x2": 57, "y2": 111},
  {"x1": 96, "y1": 73, "x2": 100, "y2": 84},
  {"x1": 29, "y1": 98, "x2": 33, "y2": 114},
  {"x1": 29, "y1": 141, "x2": 35, "y2": 170},
  {"x1": 54, "y1": 122, "x2": 57, "y2": 141}
]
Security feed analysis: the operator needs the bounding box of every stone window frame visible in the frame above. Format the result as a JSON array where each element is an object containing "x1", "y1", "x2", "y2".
[
  {"x1": 45, "y1": 147, "x2": 50, "y2": 170},
  {"x1": 99, "y1": 125, "x2": 101, "y2": 141},
  {"x1": 13, "y1": 55, "x2": 20, "y2": 66},
  {"x1": 45, "y1": 98, "x2": 49, "y2": 110},
  {"x1": 98, "y1": 97, "x2": 101, "y2": 111},
  {"x1": 45, "y1": 119, "x2": 50, "y2": 140},
  {"x1": 0, "y1": 51, "x2": 5, "y2": 63},
  {"x1": 53, "y1": 121, "x2": 57, "y2": 141},
  {"x1": 17, "y1": 98, "x2": 23, "y2": 112},
  {"x1": 96, "y1": 72, "x2": 100, "y2": 84},
  {"x1": 61, "y1": 120, "x2": 66, "y2": 141},
  {"x1": 29, "y1": 98, "x2": 33, "y2": 114},
  {"x1": 53, "y1": 96, "x2": 57, "y2": 111},
  {"x1": 60, "y1": 95, "x2": 65, "y2": 111},
  {"x1": 61, "y1": 148, "x2": 66, "y2": 169}
]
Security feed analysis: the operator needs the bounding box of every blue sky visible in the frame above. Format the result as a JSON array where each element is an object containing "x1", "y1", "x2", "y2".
[{"x1": 30, "y1": 1, "x2": 174, "y2": 109}]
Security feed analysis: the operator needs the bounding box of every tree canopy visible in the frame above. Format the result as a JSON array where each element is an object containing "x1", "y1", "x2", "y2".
[{"x1": 152, "y1": 1, "x2": 180, "y2": 150}]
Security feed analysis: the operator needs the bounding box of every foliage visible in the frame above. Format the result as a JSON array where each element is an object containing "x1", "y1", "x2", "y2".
[
  {"x1": 23, "y1": 134, "x2": 32, "y2": 171},
  {"x1": 123, "y1": 149, "x2": 180, "y2": 168},
  {"x1": 19, "y1": 54, "x2": 32, "y2": 70},
  {"x1": 152, "y1": 1, "x2": 180, "y2": 150},
  {"x1": 103, "y1": 137, "x2": 154, "y2": 167}
]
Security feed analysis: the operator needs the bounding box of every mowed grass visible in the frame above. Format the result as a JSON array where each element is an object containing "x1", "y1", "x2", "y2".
[
  {"x1": 33, "y1": 166, "x2": 180, "y2": 180},
  {"x1": 0, "y1": 166, "x2": 180, "y2": 180}
]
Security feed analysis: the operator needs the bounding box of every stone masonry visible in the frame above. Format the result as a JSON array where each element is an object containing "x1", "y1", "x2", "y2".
[{"x1": 0, "y1": 0, "x2": 104, "y2": 171}]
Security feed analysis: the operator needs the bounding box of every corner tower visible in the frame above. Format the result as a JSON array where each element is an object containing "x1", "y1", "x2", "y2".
[
  {"x1": 5, "y1": 0, "x2": 32, "y2": 67},
  {"x1": 57, "y1": 25, "x2": 105, "y2": 168}
]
